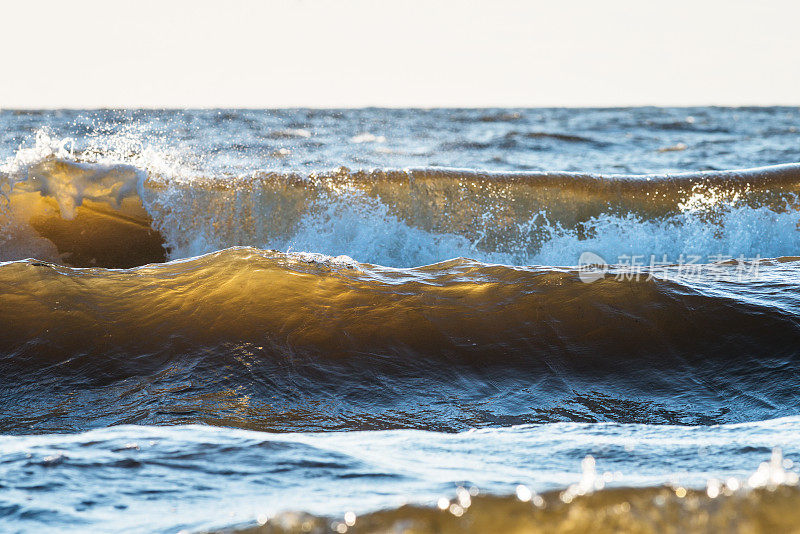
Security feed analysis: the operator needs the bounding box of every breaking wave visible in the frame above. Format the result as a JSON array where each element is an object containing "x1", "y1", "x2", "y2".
[{"x1": 2, "y1": 131, "x2": 800, "y2": 268}]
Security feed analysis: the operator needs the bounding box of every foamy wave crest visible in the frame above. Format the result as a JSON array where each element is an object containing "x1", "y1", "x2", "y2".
[{"x1": 3, "y1": 131, "x2": 800, "y2": 268}]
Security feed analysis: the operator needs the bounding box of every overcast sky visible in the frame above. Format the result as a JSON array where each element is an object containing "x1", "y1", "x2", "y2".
[{"x1": 1, "y1": 0, "x2": 798, "y2": 108}]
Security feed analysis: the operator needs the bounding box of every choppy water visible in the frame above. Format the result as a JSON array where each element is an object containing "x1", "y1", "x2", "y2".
[{"x1": 1, "y1": 108, "x2": 800, "y2": 533}]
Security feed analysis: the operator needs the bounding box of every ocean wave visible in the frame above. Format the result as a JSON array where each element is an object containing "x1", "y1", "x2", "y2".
[
  {"x1": 3, "y1": 247, "x2": 798, "y2": 366},
  {"x1": 2, "y1": 132, "x2": 800, "y2": 268},
  {"x1": 1, "y1": 248, "x2": 799, "y2": 432}
]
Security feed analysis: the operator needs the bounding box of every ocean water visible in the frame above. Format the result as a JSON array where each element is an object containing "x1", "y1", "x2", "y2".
[{"x1": 1, "y1": 107, "x2": 800, "y2": 533}]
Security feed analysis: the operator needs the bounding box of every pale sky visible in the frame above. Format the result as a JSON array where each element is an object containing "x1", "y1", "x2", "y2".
[{"x1": 1, "y1": 0, "x2": 799, "y2": 108}]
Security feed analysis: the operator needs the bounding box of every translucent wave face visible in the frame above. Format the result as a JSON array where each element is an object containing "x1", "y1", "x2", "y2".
[{"x1": 2, "y1": 248, "x2": 800, "y2": 433}]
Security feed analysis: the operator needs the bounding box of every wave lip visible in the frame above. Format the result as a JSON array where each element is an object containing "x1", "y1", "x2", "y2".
[{"x1": 1, "y1": 136, "x2": 165, "y2": 267}]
